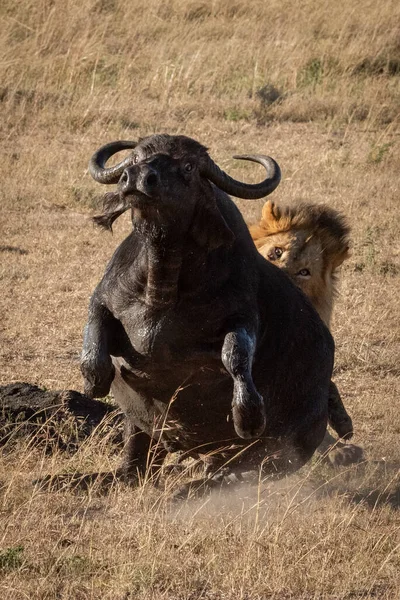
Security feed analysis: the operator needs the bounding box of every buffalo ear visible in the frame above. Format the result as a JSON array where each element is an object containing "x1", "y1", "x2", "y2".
[
  {"x1": 92, "y1": 192, "x2": 131, "y2": 231},
  {"x1": 190, "y1": 201, "x2": 235, "y2": 251}
]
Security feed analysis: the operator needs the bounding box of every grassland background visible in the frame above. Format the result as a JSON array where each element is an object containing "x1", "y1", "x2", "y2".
[{"x1": 0, "y1": 0, "x2": 399, "y2": 598}]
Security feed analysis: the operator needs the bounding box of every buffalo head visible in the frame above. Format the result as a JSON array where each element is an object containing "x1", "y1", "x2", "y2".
[{"x1": 88, "y1": 135, "x2": 281, "y2": 247}]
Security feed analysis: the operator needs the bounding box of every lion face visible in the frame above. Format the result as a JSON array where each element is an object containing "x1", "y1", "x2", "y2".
[
  {"x1": 256, "y1": 229, "x2": 333, "y2": 326},
  {"x1": 250, "y1": 200, "x2": 350, "y2": 329}
]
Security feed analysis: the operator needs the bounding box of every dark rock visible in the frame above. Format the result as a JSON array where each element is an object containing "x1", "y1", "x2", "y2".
[{"x1": 0, "y1": 382, "x2": 122, "y2": 452}]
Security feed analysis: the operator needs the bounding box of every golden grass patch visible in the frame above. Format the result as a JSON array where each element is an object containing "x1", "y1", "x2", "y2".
[{"x1": 0, "y1": 0, "x2": 399, "y2": 597}]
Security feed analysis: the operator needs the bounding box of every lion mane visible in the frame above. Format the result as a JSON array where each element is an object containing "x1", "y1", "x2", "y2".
[{"x1": 249, "y1": 200, "x2": 350, "y2": 328}]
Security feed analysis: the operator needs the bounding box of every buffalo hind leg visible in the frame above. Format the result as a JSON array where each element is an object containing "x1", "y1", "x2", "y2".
[
  {"x1": 118, "y1": 419, "x2": 168, "y2": 483},
  {"x1": 34, "y1": 423, "x2": 167, "y2": 492},
  {"x1": 221, "y1": 328, "x2": 266, "y2": 439}
]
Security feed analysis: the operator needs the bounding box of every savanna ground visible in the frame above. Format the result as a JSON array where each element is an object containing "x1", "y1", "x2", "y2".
[{"x1": 0, "y1": 0, "x2": 399, "y2": 598}]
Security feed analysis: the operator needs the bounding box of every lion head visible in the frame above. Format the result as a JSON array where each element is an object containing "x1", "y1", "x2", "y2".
[{"x1": 249, "y1": 200, "x2": 350, "y2": 328}]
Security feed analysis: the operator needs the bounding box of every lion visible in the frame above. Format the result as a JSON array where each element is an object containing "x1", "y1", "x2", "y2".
[
  {"x1": 249, "y1": 200, "x2": 364, "y2": 465},
  {"x1": 249, "y1": 200, "x2": 350, "y2": 328}
]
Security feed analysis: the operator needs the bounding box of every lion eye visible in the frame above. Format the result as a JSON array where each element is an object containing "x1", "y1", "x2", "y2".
[
  {"x1": 274, "y1": 247, "x2": 283, "y2": 258},
  {"x1": 297, "y1": 268, "x2": 311, "y2": 277},
  {"x1": 184, "y1": 162, "x2": 193, "y2": 173}
]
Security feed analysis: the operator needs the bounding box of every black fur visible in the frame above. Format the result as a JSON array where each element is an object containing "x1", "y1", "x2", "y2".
[{"x1": 81, "y1": 134, "x2": 334, "y2": 480}]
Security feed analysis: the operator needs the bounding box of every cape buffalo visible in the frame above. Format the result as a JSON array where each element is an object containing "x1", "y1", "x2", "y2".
[{"x1": 80, "y1": 134, "x2": 334, "y2": 485}]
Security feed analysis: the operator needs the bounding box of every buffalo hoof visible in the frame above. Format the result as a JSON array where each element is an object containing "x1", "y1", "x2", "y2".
[
  {"x1": 80, "y1": 360, "x2": 115, "y2": 399},
  {"x1": 171, "y1": 471, "x2": 241, "y2": 500},
  {"x1": 162, "y1": 463, "x2": 189, "y2": 477},
  {"x1": 171, "y1": 478, "x2": 218, "y2": 500},
  {"x1": 232, "y1": 386, "x2": 266, "y2": 439}
]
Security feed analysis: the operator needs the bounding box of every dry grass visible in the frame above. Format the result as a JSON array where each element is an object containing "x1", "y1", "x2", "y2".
[
  {"x1": 0, "y1": 0, "x2": 399, "y2": 598},
  {"x1": 1, "y1": 435, "x2": 400, "y2": 599}
]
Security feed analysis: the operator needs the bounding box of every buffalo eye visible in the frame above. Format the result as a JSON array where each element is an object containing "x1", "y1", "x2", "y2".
[
  {"x1": 184, "y1": 162, "x2": 193, "y2": 173},
  {"x1": 297, "y1": 268, "x2": 311, "y2": 277},
  {"x1": 274, "y1": 247, "x2": 283, "y2": 258},
  {"x1": 132, "y1": 154, "x2": 139, "y2": 164}
]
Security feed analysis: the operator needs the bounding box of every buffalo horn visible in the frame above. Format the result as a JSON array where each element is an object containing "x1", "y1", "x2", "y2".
[
  {"x1": 202, "y1": 154, "x2": 281, "y2": 199},
  {"x1": 88, "y1": 141, "x2": 138, "y2": 184}
]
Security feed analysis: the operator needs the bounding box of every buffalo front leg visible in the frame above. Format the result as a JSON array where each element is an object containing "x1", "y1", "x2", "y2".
[
  {"x1": 221, "y1": 328, "x2": 266, "y2": 439},
  {"x1": 80, "y1": 299, "x2": 115, "y2": 398}
]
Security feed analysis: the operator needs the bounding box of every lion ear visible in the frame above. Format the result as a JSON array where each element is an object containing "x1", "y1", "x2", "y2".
[
  {"x1": 331, "y1": 246, "x2": 351, "y2": 269},
  {"x1": 261, "y1": 200, "x2": 280, "y2": 229},
  {"x1": 249, "y1": 200, "x2": 281, "y2": 241},
  {"x1": 190, "y1": 201, "x2": 235, "y2": 251}
]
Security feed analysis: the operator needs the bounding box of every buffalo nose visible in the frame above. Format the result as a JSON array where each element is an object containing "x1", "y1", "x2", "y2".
[
  {"x1": 120, "y1": 166, "x2": 159, "y2": 196},
  {"x1": 145, "y1": 171, "x2": 158, "y2": 188},
  {"x1": 140, "y1": 166, "x2": 160, "y2": 194},
  {"x1": 119, "y1": 167, "x2": 136, "y2": 194}
]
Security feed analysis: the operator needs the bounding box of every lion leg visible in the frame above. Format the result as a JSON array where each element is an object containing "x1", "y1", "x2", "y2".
[
  {"x1": 327, "y1": 380, "x2": 353, "y2": 440},
  {"x1": 318, "y1": 382, "x2": 365, "y2": 466}
]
